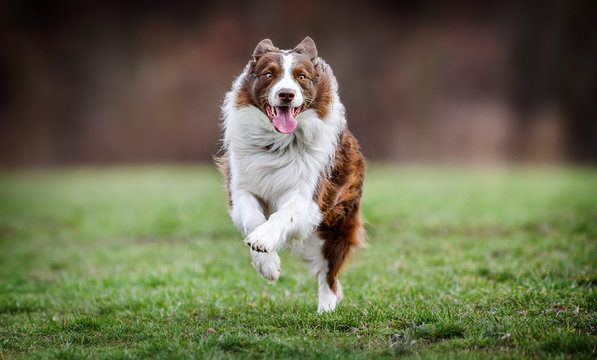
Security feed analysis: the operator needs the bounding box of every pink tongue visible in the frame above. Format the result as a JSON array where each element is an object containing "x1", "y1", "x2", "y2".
[{"x1": 272, "y1": 107, "x2": 297, "y2": 134}]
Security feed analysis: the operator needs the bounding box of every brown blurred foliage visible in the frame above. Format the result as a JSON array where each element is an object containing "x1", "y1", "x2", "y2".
[{"x1": 0, "y1": 0, "x2": 595, "y2": 166}]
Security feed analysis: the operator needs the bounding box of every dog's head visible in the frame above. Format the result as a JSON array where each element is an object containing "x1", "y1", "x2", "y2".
[{"x1": 235, "y1": 37, "x2": 331, "y2": 134}]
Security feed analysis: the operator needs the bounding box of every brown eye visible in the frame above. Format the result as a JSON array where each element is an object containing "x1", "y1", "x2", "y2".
[
  {"x1": 298, "y1": 74, "x2": 306, "y2": 80},
  {"x1": 264, "y1": 72, "x2": 273, "y2": 78}
]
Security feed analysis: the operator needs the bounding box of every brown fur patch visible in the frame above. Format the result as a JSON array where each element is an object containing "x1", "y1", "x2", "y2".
[
  {"x1": 253, "y1": 39, "x2": 279, "y2": 59},
  {"x1": 314, "y1": 129, "x2": 366, "y2": 292},
  {"x1": 310, "y1": 62, "x2": 333, "y2": 119},
  {"x1": 291, "y1": 53, "x2": 317, "y2": 111},
  {"x1": 287, "y1": 54, "x2": 333, "y2": 120},
  {"x1": 293, "y1": 36, "x2": 318, "y2": 61},
  {"x1": 235, "y1": 52, "x2": 283, "y2": 112}
]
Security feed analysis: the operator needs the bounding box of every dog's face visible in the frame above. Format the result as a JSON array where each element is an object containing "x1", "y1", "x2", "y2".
[{"x1": 236, "y1": 37, "x2": 330, "y2": 134}]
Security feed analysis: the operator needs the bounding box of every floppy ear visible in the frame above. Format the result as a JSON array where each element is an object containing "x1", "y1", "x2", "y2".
[
  {"x1": 293, "y1": 36, "x2": 318, "y2": 61},
  {"x1": 253, "y1": 39, "x2": 277, "y2": 60}
]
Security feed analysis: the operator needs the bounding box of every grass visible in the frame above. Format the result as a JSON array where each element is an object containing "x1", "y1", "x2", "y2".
[{"x1": 0, "y1": 164, "x2": 595, "y2": 359}]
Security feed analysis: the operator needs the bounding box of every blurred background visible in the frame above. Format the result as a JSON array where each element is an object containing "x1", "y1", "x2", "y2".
[{"x1": 0, "y1": 0, "x2": 595, "y2": 167}]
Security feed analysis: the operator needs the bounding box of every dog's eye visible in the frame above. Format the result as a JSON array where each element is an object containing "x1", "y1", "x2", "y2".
[
  {"x1": 298, "y1": 74, "x2": 306, "y2": 80},
  {"x1": 263, "y1": 72, "x2": 273, "y2": 78}
]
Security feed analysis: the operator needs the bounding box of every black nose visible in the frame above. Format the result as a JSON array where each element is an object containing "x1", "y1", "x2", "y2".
[{"x1": 277, "y1": 89, "x2": 295, "y2": 103}]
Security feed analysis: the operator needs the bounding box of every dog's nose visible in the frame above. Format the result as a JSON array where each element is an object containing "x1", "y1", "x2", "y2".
[{"x1": 277, "y1": 89, "x2": 295, "y2": 103}]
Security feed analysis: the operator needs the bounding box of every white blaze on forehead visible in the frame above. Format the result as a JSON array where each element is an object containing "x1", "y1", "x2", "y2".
[{"x1": 269, "y1": 54, "x2": 303, "y2": 107}]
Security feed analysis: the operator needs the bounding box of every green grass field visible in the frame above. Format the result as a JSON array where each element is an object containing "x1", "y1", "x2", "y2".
[{"x1": 0, "y1": 165, "x2": 595, "y2": 359}]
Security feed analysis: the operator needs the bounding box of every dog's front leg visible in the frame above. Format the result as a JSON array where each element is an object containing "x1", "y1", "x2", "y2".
[
  {"x1": 230, "y1": 190, "x2": 281, "y2": 283},
  {"x1": 230, "y1": 190, "x2": 266, "y2": 237},
  {"x1": 245, "y1": 191, "x2": 321, "y2": 254}
]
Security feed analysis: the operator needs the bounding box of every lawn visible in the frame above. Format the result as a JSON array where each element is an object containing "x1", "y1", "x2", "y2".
[{"x1": 0, "y1": 165, "x2": 595, "y2": 359}]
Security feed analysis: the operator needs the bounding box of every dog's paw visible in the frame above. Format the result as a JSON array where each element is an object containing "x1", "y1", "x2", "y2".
[
  {"x1": 317, "y1": 280, "x2": 341, "y2": 313},
  {"x1": 251, "y1": 251, "x2": 281, "y2": 284},
  {"x1": 244, "y1": 224, "x2": 279, "y2": 253},
  {"x1": 245, "y1": 235, "x2": 270, "y2": 253},
  {"x1": 317, "y1": 294, "x2": 338, "y2": 313}
]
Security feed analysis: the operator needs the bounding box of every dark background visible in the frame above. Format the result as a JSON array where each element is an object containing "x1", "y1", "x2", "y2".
[{"x1": 1, "y1": 0, "x2": 595, "y2": 166}]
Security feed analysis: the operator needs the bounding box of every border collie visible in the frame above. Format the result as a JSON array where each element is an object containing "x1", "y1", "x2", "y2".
[{"x1": 217, "y1": 37, "x2": 365, "y2": 312}]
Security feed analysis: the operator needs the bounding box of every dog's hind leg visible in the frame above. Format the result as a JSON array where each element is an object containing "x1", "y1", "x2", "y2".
[
  {"x1": 291, "y1": 234, "x2": 341, "y2": 313},
  {"x1": 317, "y1": 198, "x2": 364, "y2": 312},
  {"x1": 317, "y1": 268, "x2": 342, "y2": 313}
]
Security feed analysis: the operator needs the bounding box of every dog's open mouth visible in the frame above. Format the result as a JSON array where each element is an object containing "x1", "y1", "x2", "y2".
[{"x1": 266, "y1": 105, "x2": 301, "y2": 134}]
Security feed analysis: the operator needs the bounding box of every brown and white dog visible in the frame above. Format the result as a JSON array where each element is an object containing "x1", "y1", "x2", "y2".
[{"x1": 218, "y1": 37, "x2": 365, "y2": 312}]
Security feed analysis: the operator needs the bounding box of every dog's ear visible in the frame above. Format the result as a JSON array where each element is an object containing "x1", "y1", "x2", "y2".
[
  {"x1": 253, "y1": 39, "x2": 277, "y2": 60},
  {"x1": 293, "y1": 36, "x2": 318, "y2": 62}
]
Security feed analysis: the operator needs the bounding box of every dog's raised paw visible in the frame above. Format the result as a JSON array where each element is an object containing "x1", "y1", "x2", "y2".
[
  {"x1": 244, "y1": 225, "x2": 277, "y2": 253},
  {"x1": 245, "y1": 238, "x2": 269, "y2": 253},
  {"x1": 251, "y1": 251, "x2": 281, "y2": 283}
]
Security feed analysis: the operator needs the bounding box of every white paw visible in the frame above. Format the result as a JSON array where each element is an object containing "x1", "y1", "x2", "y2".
[
  {"x1": 251, "y1": 251, "x2": 281, "y2": 284},
  {"x1": 317, "y1": 280, "x2": 341, "y2": 313},
  {"x1": 317, "y1": 293, "x2": 338, "y2": 313},
  {"x1": 244, "y1": 223, "x2": 280, "y2": 253}
]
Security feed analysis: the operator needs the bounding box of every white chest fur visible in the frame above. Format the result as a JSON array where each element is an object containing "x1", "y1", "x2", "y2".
[{"x1": 225, "y1": 105, "x2": 343, "y2": 211}]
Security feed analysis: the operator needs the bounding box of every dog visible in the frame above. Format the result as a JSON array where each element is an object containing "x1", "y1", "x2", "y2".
[{"x1": 217, "y1": 37, "x2": 365, "y2": 312}]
